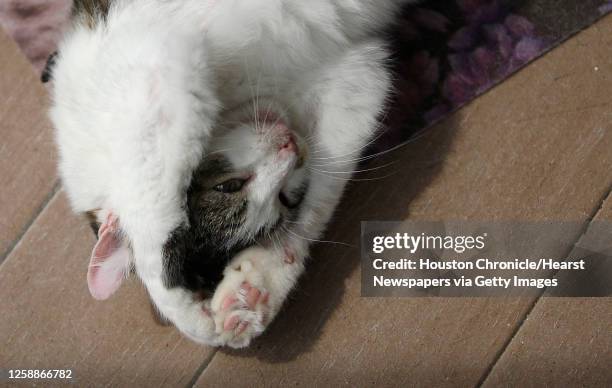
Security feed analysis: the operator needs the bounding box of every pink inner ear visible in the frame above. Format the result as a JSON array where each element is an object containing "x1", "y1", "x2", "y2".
[{"x1": 87, "y1": 215, "x2": 129, "y2": 300}]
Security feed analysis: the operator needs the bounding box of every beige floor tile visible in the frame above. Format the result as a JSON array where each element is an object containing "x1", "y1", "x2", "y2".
[
  {"x1": 0, "y1": 191, "x2": 216, "y2": 386},
  {"x1": 195, "y1": 16, "x2": 612, "y2": 387},
  {"x1": 0, "y1": 29, "x2": 58, "y2": 261},
  {"x1": 482, "y1": 197, "x2": 612, "y2": 388}
]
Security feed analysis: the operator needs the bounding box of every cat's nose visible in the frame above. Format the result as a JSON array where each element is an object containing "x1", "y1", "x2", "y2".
[{"x1": 279, "y1": 134, "x2": 298, "y2": 154}]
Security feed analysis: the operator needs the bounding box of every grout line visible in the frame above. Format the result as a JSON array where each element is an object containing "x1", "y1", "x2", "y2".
[
  {"x1": 475, "y1": 183, "x2": 612, "y2": 388},
  {"x1": 474, "y1": 293, "x2": 543, "y2": 388},
  {"x1": 186, "y1": 349, "x2": 219, "y2": 388},
  {"x1": 0, "y1": 180, "x2": 62, "y2": 266}
]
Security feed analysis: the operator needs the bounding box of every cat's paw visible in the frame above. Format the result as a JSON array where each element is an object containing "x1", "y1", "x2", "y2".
[{"x1": 209, "y1": 248, "x2": 273, "y2": 348}]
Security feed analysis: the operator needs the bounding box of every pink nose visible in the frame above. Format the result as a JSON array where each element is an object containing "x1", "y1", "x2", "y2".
[{"x1": 279, "y1": 134, "x2": 298, "y2": 153}]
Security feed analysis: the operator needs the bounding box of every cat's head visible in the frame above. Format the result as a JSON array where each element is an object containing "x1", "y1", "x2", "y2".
[
  {"x1": 162, "y1": 101, "x2": 310, "y2": 293},
  {"x1": 81, "y1": 101, "x2": 310, "y2": 301}
]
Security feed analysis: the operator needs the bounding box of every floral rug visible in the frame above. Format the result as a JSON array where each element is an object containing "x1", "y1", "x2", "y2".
[
  {"x1": 1, "y1": 0, "x2": 610, "y2": 150},
  {"x1": 380, "y1": 0, "x2": 612, "y2": 149}
]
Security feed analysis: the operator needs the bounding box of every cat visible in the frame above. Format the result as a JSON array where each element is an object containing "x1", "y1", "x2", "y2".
[{"x1": 48, "y1": 0, "x2": 409, "y2": 347}]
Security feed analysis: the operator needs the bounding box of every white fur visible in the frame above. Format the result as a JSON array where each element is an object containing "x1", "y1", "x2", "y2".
[{"x1": 50, "y1": 0, "x2": 409, "y2": 347}]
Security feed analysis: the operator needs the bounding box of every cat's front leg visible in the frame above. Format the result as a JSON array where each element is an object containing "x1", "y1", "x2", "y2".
[
  {"x1": 142, "y1": 274, "x2": 224, "y2": 345},
  {"x1": 145, "y1": 243, "x2": 304, "y2": 348},
  {"x1": 139, "y1": 243, "x2": 299, "y2": 348},
  {"x1": 207, "y1": 243, "x2": 306, "y2": 348}
]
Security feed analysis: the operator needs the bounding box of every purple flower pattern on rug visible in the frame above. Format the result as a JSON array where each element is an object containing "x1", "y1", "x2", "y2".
[
  {"x1": 380, "y1": 1, "x2": 551, "y2": 152},
  {"x1": 600, "y1": 1, "x2": 612, "y2": 14}
]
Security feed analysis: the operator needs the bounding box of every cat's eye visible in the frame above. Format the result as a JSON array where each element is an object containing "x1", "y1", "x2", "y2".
[{"x1": 214, "y1": 178, "x2": 247, "y2": 193}]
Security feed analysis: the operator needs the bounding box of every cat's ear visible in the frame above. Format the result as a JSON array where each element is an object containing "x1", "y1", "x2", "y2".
[
  {"x1": 87, "y1": 213, "x2": 130, "y2": 300},
  {"x1": 72, "y1": 0, "x2": 112, "y2": 27}
]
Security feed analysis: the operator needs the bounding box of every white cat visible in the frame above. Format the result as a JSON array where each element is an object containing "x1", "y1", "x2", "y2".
[{"x1": 49, "y1": 0, "x2": 409, "y2": 347}]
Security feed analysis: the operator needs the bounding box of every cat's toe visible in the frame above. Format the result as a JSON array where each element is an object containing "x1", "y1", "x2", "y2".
[
  {"x1": 213, "y1": 280, "x2": 269, "y2": 348},
  {"x1": 210, "y1": 253, "x2": 273, "y2": 348}
]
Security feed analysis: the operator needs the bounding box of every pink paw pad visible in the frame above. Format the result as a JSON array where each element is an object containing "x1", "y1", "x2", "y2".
[{"x1": 220, "y1": 282, "x2": 269, "y2": 334}]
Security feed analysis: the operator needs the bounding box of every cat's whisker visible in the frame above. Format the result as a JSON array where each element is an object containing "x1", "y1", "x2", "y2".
[
  {"x1": 308, "y1": 168, "x2": 398, "y2": 182},
  {"x1": 217, "y1": 119, "x2": 249, "y2": 127},
  {"x1": 309, "y1": 123, "x2": 386, "y2": 160},
  {"x1": 396, "y1": 124, "x2": 437, "y2": 146},
  {"x1": 309, "y1": 115, "x2": 389, "y2": 157},
  {"x1": 273, "y1": 230, "x2": 284, "y2": 252},
  {"x1": 244, "y1": 57, "x2": 262, "y2": 135},
  {"x1": 283, "y1": 221, "x2": 314, "y2": 236},
  {"x1": 303, "y1": 134, "x2": 317, "y2": 144},
  {"x1": 263, "y1": 100, "x2": 274, "y2": 123},
  {"x1": 309, "y1": 142, "x2": 405, "y2": 166},
  {"x1": 283, "y1": 220, "x2": 311, "y2": 230},
  {"x1": 281, "y1": 226, "x2": 355, "y2": 248},
  {"x1": 284, "y1": 219, "x2": 307, "y2": 225},
  {"x1": 254, "y1": 68, "x2": 266, "y2": 134},
  {"x1": 308, "y1": 160, "x2": 397, "y2": 174},
  {"x1": 203, "y1": 147, "x2": 238, "y2": 157}
]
